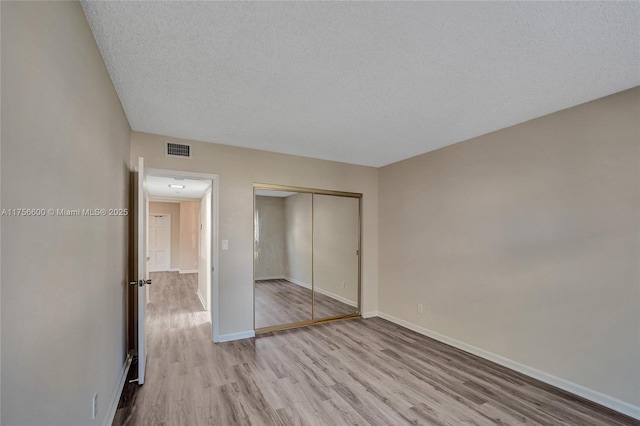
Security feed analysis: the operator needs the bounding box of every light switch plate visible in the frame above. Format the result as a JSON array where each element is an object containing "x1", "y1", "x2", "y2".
[{"x1": 222, "y1": 240, "x2": 229, "y2": 250}]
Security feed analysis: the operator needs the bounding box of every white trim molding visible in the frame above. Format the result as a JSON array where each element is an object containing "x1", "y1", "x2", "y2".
[
  {"x1": 361, "y1": 311, "x2": 379, "y2": 319},
  {"x1": 314, "y1": 287, "x2": 357, "y2": 307},
  {"x1": 103, "y1": 354, "x2": 133, "y2": 426},
  {"x1": 284, "y1": 277, "x2": 356, "y2": 307},
  {"x1": 375, "y1": 312, "x2": 640, "y2": 420},
  {"x1": 196, "y1": 289, "x2": 207, "y2": 310},
  {"x1": 218, "y1": 330, "x2": 255, "y2": 342},
  {"x1": 179, "y1": 269, "x2": 198, "y2": 274},
  {"x1": 285, "y1": 276, "x2": 311, "y2": 289}
]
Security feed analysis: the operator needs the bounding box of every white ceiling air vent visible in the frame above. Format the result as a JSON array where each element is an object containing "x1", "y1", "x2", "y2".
[{"x1": 165, "y1": 141, "x2": 191, "y2": 159}]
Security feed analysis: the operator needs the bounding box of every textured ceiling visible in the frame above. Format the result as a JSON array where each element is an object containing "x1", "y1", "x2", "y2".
[
  {"x1": 82, "y1": 1, "x2": 639, "y2": 167},
  {"x1": 146, "y1": 176, "x2": 210, "y2": 199}
]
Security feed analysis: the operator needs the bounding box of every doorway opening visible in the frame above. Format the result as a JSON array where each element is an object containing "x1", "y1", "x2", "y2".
[
  {"x1": 121, "y1": 160, "x2": 220, "y2": 411},
  {"x1": 144, "y1": 169, "x2": 220, "y2": 343}
]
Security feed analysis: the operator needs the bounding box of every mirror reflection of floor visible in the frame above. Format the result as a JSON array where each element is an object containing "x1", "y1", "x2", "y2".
[{"x1": 255, "y1": 279, "x2": 355, "y2": 329}]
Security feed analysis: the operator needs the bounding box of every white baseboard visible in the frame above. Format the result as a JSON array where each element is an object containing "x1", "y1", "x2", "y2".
[
  {"x1": 283, "y1": 278, "x2": 356, "y2": 307},
  {"x1": 218, "y1": 330, "x2": 255, "y2": 342},
  {"x1": 169, "y1": 268, "x2": 179, "y2": 272},
  {"x1": 179, "y1": 269, "x2": 198, "y2": 274},
  {"x1": 196, "y1": 289, "x2": 207, "y2": 310},
  {"x1": 103, "y1": 354, "x2": 133, "y2": 426},
  {"x1": 314, "y1": 287, "x2": 358, "y2": 307},
  {"x1": 361, "y1": 310, "x2": 379, "y2": 318},
  {"x1": 255, "y1": 275, "x2": 285, "y2": 281},
  {"x1": 375, "y1": 312, "x2": 640, "y2": 420},
  {"x1": 285, "y1": 276, "x2": 311, "y2": 289}
]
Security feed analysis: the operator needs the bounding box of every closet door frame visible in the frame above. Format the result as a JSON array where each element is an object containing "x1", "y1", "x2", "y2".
[{"x1": 253, "y1": 183, "x2": 362, "y2": 334}]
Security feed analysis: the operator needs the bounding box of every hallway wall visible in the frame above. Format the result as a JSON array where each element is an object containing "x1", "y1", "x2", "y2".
[{"x1": 179, "y1": 201, "x2": 199, "y2": 272}]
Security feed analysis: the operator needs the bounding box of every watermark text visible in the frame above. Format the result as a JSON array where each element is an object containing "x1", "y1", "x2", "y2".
[{"x1": 1, "y1": 208, "x2": 129, "y2": 217}]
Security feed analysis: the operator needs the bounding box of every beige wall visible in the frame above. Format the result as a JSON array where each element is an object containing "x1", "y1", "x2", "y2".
[
  {"x1": 130, "y1": 132, "x2": 379, "y2": 335},
  {"x1": 284, "y1": 193, "x2": 313, "y2": 286},
  {"x1": 255, "y1": 195, "x2": 287, "y2": 279},
  {"x1": 179, "y1": 201, "x2": 199, "y2": 272},
  {"x1": 378, "y1": 87, "x2": 640, "y2": 406},
  {"x1": 1, "y1": 2, "x2": 131, "y2": 425},
  {"x1": 149, "y1": 202, "x2": 180, "y2": 269}
]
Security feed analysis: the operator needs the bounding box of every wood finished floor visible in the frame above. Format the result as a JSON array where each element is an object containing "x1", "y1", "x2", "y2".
[
  {"x1": 113, "y1": 271, "x2": 636, "y2": 426},
  {"x1": 255, "y1": 279, "x2": 356, "y2": 329}
]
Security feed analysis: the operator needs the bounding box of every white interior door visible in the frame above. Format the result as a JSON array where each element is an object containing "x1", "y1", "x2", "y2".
[
  {"x1": 148, "y1": 214, "x2": 171, "y2": 272},
  {"x1": 137, "y1": 157, "x2": 149, "y2": 385}
]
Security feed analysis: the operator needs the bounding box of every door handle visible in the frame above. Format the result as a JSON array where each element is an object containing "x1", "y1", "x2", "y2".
[{"x1": 129, "y1": 279, "x2": 152, "y2": 287}]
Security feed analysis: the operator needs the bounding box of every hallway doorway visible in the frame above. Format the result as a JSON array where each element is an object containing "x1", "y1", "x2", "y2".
[{"x1": 144, "y1": 169, "x2": 220, "y2": 343}]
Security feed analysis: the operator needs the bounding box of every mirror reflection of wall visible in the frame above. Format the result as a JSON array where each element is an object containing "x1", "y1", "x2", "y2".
[
  {"x1": 313, "y1": 194, "x2": 359, "y2": 319},
  {"x1": 254, "y1": 191, "x2": 312, "y2": 330},
  {"x1": 254, "y1": 186, "x2": 361, "y2": 332}
]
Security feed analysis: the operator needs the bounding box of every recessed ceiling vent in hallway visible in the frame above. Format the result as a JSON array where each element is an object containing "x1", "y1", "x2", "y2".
[{"x1": 165, "y1": 141, "x2": 191, "y2": 159}]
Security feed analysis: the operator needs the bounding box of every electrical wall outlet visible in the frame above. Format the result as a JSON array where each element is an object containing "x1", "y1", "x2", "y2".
[
  {"x1": 92, "y1": 393, "x2": 98, "y2": 419},
  {"x1": 417, "y1": 303, "x2": 424, "y2": 314},
  {"x1": 341, "y1": 281, "x2": 345, "y2": 289}
]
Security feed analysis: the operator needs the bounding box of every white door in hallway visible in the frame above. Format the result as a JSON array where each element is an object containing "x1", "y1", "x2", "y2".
[{"x1": 148, "y1": 214, "x2": 171, "y2": 272}]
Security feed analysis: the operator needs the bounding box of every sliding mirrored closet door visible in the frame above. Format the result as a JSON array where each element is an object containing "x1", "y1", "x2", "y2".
[
  {"x1": 254, "y1": 189, "x2": 312, "y2": 330},
  {"x1": 312, "y1": 194, "x2": 360, "y2": 320},
  {"x1": 254, "y1": 184, "x2": 361, "y2": 333}
]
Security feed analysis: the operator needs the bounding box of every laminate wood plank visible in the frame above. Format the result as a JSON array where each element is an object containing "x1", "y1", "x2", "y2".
[
  {"x1": 113, "y1": 271, "x2": 637, "y2": 426},
  {"x1": 274, "y1": 376, "x2": 337, "y2": 425},
  {"x1": 255, "y1": 279, "x2": 356, "y2": 329},
  {"x1": 320, "y1": 395, "x2": 372, "y2": 426}
]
